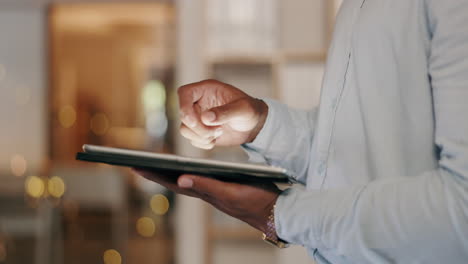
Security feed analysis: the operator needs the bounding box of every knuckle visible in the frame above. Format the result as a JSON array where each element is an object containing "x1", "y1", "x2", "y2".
[
  {"x1": 200, "y1": 79, "x2": 218, "y2": 85},
  {"x1": 201, "y1": 132, "x2": 215, "y2": 140},
  {"x1": 195, "y1": 124, "x2": 212, "y2": 134},
  {"x1": 241, "y1": 97, "x2": 255, "y2": 111},
  {"x1": 177, "y1": 86, "x2": 186, "y2": 96},
  {"x1": 241, "y1": 98, "x2": 257, "y2": 118},
  {"x1": 179, "y1": 108, "x2": 190, "y2": 118},
  {"x1": 194, "y1": 136, "x2": 214, "y2": 145},
  {"x1": 205, "y1": 137, "x2": 216, "y2": 144},
  {"x1": 179, "y1": 108, "x2": 190, "y2": 117},
  {"x1": 215, "y1": 107, "x2": 230, "y2": 121},
  {"x1": 215, "y1": 106, "x2": 227, "y2": 117}
]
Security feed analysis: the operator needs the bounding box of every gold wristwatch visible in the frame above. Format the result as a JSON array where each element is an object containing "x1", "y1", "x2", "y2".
[{"x1": 262, "y1": 205, "x2": 289, "y2": 248}]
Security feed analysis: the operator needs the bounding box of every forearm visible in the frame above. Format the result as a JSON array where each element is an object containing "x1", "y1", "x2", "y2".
[{"x1": 275, "y1": 143, "x2": 468, "y2": 262}]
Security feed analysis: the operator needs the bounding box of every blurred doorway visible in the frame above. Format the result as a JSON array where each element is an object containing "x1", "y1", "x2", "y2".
[
  {"x1": 50, "y1": 3, "x2": 177, "y2": 163},
  {"x1": 48, "y1": 3, "x2": 176, "y2": 264}
]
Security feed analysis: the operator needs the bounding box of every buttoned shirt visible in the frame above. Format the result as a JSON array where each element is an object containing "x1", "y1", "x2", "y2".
[{"x1": 243, "y1": 0, "x2": 468, "y2": 263}]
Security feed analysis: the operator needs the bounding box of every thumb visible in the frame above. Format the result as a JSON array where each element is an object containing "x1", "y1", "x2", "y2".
[
  {"x1": 201, "y1": 98, "x2": 257, "y2": 130},
  {"x1": 178, "y1": 175, "x2": 232, "y2": 198}
]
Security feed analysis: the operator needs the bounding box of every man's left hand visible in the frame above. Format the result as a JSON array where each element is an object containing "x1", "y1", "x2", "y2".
[{"x1": 133, "y1": 169, "x2": 281, "y2": 234}]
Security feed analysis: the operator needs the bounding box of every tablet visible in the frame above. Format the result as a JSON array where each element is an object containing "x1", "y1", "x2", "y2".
[{"x1": 76, "y1": 144, "x2": 294, "y2": 184}]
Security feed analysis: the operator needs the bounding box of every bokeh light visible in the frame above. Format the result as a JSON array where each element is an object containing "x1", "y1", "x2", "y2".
[
  {"x1": 25, "y1": 176, "x2": 45, "y2": 198},
  {"x1": 146, "y1": 112, "x2": 168, "y2": 138},
  {"x1": 90, "y1": 113, "x2": 109, "y2": 135},
  {"x1": 48, "y1": 176, "x2": 66, "y2": 198},
  {"x1": 142, "y1": 80, "x2": 166, "y2": 111},
  {"x1": 150, "y1": 194, "x2": 169, "y2": 215},
  {"x1": 103, "y1": 249, "x2": 121, "y2": 264},
  {"x1": 10, "y1": 154, "x2": 27, "y2": 177},
  {"x1": 58, "y1": 105, "x2": 77, "y2": 128},
  {"x1": 136, "y1": 217, "x2": 156, "y2": 237},
  {"x1": 142, "y1": 80, "x2": 168, "y2": 138}
]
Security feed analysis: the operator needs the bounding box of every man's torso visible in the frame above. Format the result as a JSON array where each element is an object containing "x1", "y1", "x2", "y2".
[{"x1": 307, "y1": 0, "x2": 438, "y2": 189}]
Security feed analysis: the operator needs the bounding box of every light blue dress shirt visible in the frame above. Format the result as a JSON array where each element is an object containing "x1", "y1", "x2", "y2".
[{"x1": 243, "y1": 0, "x2": 468, "y2": 263}]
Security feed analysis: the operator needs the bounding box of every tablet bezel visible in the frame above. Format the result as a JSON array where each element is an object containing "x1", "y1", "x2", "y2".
[{"x1": 76, "y1": 144, "x2": 294, "y2": 184}]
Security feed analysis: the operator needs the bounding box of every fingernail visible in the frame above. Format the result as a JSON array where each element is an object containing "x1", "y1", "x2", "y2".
[
  {"x1": 184, "y1": 115, "x2": 196, "y2": 128},
  {"x1": 178, "y1": 177, "x2": 193, "y2": 188},
  {"x1": 203, "y1": 111, "x2": 216, "y2": 122},
  {"x1": 214, "y1": 128, "x2": 223, "y2": 138}
]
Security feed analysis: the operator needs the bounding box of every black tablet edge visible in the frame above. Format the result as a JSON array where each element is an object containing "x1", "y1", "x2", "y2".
[{"x1": 76, "y1": 152, "x2": 292, "y2": 184}]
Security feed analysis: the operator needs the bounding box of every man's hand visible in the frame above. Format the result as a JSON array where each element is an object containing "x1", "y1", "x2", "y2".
[
  {"x1": 178, "y1": 79, "x2": 268, "y2": 149},
  {"x1": 133, "y1": 169, "x2": 280, "y2": 234},
  {"x1": 137, "y1": 80, "x2": 278, "y2": 233}
]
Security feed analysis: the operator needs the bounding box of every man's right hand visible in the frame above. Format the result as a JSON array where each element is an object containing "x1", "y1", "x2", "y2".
[{"x1": 178, "y1": 79, "x2": 268, "y2": 149}]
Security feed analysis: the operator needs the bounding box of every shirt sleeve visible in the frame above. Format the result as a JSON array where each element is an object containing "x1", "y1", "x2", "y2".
[
  {"x1": 242, "y1": 99, "x2": 318, "y2": 184},
  {"x1": 274, "y1": 0, "x2": 468, "y2": 262}
]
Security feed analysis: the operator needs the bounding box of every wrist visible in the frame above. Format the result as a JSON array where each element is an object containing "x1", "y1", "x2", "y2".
[
  {"x1": 259, "y1": 195, "x2": 278, "y2": 234},
  {"x1": 247, "y1": 99, "x2": 268, "y2": 143},
  {"x1": 244, "y1": 192, "x2": 277, "y2": 234}
]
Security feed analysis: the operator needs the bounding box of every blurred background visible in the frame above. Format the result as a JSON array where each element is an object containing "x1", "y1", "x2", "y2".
[{"x1": 0, "y1": 0, "x2": 341, "y2": 263}]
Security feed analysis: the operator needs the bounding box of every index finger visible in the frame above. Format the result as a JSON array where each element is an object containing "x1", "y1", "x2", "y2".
[{"x1": 178, "y1": 81, "x2": 205, "y2": 128}]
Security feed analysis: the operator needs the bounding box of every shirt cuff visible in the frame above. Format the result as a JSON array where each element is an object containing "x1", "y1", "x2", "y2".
[
  {"x1": 241, "y1": 98, "x2": 285, "y2": 164},
  {"x1": 274, "y1": 186, "x2": 323, "y2": 248}
]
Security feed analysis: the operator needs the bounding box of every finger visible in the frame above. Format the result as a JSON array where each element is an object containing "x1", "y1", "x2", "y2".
[
  {"x1": 179, "y1": 80, "x2": 220, "y2": 128},
  {"x1": 180, "y1": 124, "x2": 212, "y2": 143},
  {"x1": 186, "y1": 103, "x2": 224, "y2": 140},
  {"x1": 132, "y1": 169, "x2": 201, "y2": 198},
  {"x1": 180, "y1": 123, "x2": 223, "y2": 144},
  {"x1": 132, "y1": 168, "x2": 178, "y2": 188},
  {"x1": 178, "y1": 82, "x2": 205, "y2": 128},
  {"x1": 201, "y1": 98, "x2": 256, "y2": 129},
  {"x1": 190, "y1": 140, "x2": 215, "y2": 150},
  {"x1": 180, "y1": 102, "x2": 221, "y2": 142},
  {"x1": 177, "y1": 174, "x2": 237, "y2": 198}
]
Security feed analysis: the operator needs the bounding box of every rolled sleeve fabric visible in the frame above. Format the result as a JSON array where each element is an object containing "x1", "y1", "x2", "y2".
[
  {"x1": 276, "y1": 168, "x2": 468, "y2": 263},
  {"x1": 243, "y1": 99, "x2": 317, "y2": 184}
]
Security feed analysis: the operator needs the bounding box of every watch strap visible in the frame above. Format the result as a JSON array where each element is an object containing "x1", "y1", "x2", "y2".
[{"x1": 262, "y1": 205, "x2": 289, "y2": 248}]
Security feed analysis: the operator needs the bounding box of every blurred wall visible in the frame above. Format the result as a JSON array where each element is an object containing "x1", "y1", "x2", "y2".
[
  {"x1": 0, "y1": 7, "x2": 47, "y2": 173},
  {"x1": 174, "y1": 1, "x2": 208, "y2": 264}
]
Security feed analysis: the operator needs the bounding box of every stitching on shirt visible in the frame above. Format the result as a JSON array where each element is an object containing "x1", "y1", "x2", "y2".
[
  {"x1": 360, "y1": 0, "x2": 367, "y2": 8},
  {"x1": 320, "y1": 53, "x2": 352, "y2": 189},
  {"x1": 319, "y1": 1, "x2": 365, "y2": 189}
]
